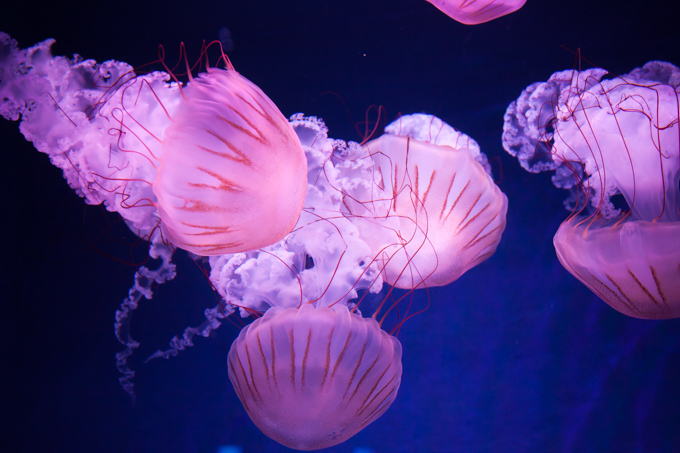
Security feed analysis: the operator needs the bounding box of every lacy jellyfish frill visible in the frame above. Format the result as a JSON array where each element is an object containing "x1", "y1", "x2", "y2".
[{"x1": 502, "y1": 61, "x2": 680, "y2": 319}]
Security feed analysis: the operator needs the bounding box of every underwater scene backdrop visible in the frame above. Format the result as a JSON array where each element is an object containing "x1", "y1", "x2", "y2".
[{"x1": 2, "y1": 0, "x2": 679, "y2": 452}]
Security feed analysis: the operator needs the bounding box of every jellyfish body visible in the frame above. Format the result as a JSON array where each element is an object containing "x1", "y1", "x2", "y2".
[
  {"x1": 154, "y1": 68, "x2": 307, "y2": 255},
  {"x1": 0, "y1": 33, "x2": 307, "y2": 256},
  {"x1": 503, "y1": 61, "x2": 680, "y2": 319},
  {"x1": 228, "y1": 303, "x2": 402, "y2": 451},
  {"x1": 425, "y1": 0, "x2": 527, "y2": 25},
  {"x1": 348, "y1": 114, "x2": 508, "y2": 289}
]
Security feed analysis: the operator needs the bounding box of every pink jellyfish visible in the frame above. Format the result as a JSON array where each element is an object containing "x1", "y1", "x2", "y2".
[
  {"x1": 503, "y1": 61, "x2": 680, "y2": 319},
  {"x1": 0, "y1": 32, "x2": 307, "y2": 257},
  {"x1": 425, "y1": 0, "x2": 527, "y2": 25},
  {"x1": 228, "y1": 303, "x2": 402, "y2": 451},
  {"x1": 345, "y1": 114, "x2": 508, "y2": 289},
  {"x1": 154, "y1": 66, "x2": 308, "y2": 255}
]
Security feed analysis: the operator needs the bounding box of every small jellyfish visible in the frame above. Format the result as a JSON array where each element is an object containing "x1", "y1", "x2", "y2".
[
  {"x1": 503, "y1": 61, "x2": 680, "y2": 319},
  {"x1": 346, "y1": 114, "x2": 508, "y2": 289},
  {"x1": 228, "y1": 303, "x2": 402, "y2": 451},
  {"x1": 425, "y1": 0, "x2": 527, "y2": 25}
]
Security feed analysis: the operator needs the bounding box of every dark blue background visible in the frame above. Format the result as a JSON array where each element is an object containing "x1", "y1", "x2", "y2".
[{"x1": 2, "y1": 1, "x2": 680, "y2": 452}]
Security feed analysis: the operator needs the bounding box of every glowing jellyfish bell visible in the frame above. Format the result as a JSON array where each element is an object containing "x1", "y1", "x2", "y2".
[
  {"x1": 503, "y1": 61, "x2": 680, "y2": 319},
  {"x1": 154, "y1": 65, "x2": 308, "y2": 255},
  {"x1": 346, "y1": 114, "x2": 508, "y2": 289},
  {"x1": 228, "y1": 304, "x2": 402, "y2": 451},
  {"x1": 425, "y1": 0, "x2": 527, "y2": 25}
]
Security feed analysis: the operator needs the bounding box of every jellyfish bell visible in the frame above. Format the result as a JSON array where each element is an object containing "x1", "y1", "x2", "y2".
[
  {"x1": 425, "y1": 0, "x2": 527, "y2": 25},
  {"x1": 554, "y1": 218, "x2": 680, "y2": 319},
  {"x1": 228, "y1": 303, "x2": 402, "y2": 451},
  {"x1": 346, "y1": 114, "x2": 508, "y2": 290},
  {"x1": 503, "y1": 61, "x2": 680, "y2": 319},
  {"x1": 154, "y1": 66, "x2": 308, "y2": 255}
]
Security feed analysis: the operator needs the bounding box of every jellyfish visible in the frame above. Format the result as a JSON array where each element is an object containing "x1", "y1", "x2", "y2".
[
  {"x1": 425, "y1": 0, "x2": 527, "y2": 25},
  {"x1": 154, "y1": 66, "x2": 308, "y2": 255},
  {"x1": 344, "y1": 114, "x2": 508, "y2": 289},
  {"x1": 228, "y1": 303, "x2": 402, "y2": 451},
  {"x1": 502, "y1": 61, "x2": 680, "y2": 319},
  {"x1": 0, "y1": 32, "x2": 307, "y2": 256}
]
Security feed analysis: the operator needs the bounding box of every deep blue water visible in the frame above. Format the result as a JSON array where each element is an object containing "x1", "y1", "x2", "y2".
[{"x1": 2, "y1": 1, "x2": 680, "y2": 452}]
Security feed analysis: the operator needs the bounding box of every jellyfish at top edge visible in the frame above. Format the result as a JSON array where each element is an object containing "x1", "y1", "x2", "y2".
[
  {"x1": 502, "y1": 61, "x2": 680, "y2": 319},
  {"x1": 0, "y1": 32, "x2": 307, "y2": 256},
  {"x1": 344, "y1": 114, "x2": 508, "y2": 289},
  {"x1": 425, "y1": 0, "x2": 527, "y2": 25}
]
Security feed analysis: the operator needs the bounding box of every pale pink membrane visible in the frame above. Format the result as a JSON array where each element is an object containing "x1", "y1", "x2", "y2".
[
  {"x1": 205, "y1": 116, "x2": 384, "y2": 319},
  {"x1": 154, "y1": 68, "x2": 307, "y2": 255},
  {"x1": 503, "y1": 62, "x2": 680, "y2": 319},
  {"x1": 347, "y1": 114, "x2": 507, "y2": 289},
  {"x1": 425, "y1": 0, "x2": 526, "y2": 25},
  {"x1": 228, "y1": 303, "x2": 402, "y2": 451},
  {"x1": 554, "y1": 218, "x2": 679, "y2": 319}
]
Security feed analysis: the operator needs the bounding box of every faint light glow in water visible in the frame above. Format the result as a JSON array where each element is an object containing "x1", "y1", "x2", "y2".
[
  {"x1": 216, "y1": 445, "x2": 242, "y2": 453},
  {"x1": 352, "y1": 448, "x2": 375, "y2": 453}
]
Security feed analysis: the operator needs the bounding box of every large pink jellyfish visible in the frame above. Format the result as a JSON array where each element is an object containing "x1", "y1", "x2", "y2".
[
  {"x1": 155, "y1": 67, "x2": 307, "y2": 255},
  {"x1": 345, "y1": 114, "x2": 508, "y2": 289},
  {"x1": 0, "y1": 32, "x2": 307, "y2": 257},
  {"x1": 425, "y1": 0, "x2": 527, "y2": 25},
  {"x1": 503, "y1": 61, "x2": 680, "y2": 319}
]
